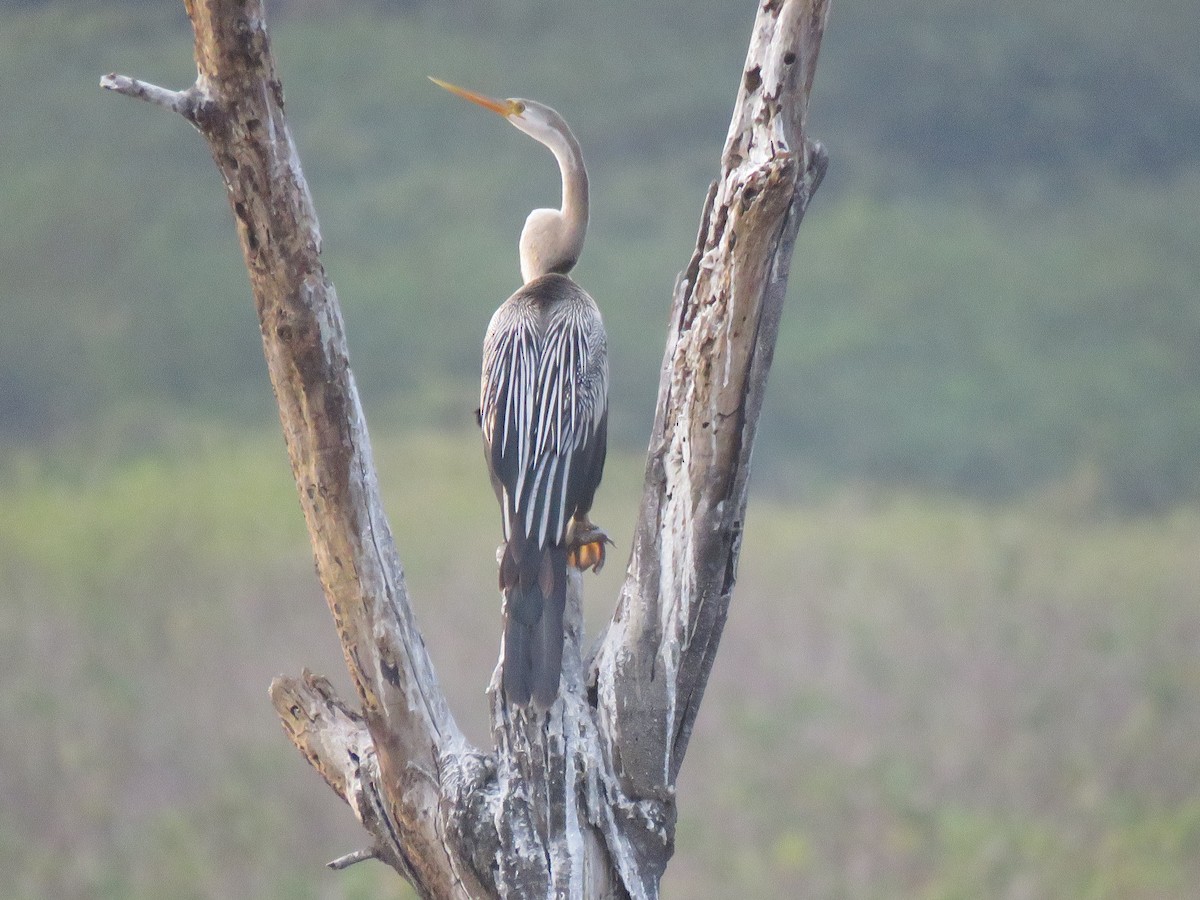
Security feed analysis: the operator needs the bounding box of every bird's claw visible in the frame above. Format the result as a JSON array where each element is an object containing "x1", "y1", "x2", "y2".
[{"x1": 567, "y1": 523, "x2": 612, "y2": 573}]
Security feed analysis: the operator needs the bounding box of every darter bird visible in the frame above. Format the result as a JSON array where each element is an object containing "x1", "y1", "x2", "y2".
[{"x1": 431, "y1": 78, "x2": 610, "y2": 709}]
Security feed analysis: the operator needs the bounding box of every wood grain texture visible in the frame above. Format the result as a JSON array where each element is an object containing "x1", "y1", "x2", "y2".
[
  {"x1": 108, "y1": 2, "x2": 481, "y2": 896},
  {"x1": 591, "y1": 0, "x2": 830, "y2": 815}
]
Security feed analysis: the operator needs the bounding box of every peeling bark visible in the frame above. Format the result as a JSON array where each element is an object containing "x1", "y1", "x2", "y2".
[
  {"x1": 592, "y1": 0, "x2": 830, "y2": 819},
  {"x1": 103, "y1": 0, "x2": 829, "y2": 896}
]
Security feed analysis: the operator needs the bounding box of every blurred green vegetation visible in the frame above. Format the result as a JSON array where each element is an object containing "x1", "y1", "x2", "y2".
[
  {"x1": 3, "y1": 0, "x2": 1199, "y2": 897},
  {"x1": 4, "y1": 427, "x2": 1199, "y2": 897},
  {"x1": 2, "y1": 0, "x2": 1197, "y2": 506}
]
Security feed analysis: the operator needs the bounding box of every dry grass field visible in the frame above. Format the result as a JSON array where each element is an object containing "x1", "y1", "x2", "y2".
[{"x1": 4, "y1": 426, "x2": 1197, "y2": 898}]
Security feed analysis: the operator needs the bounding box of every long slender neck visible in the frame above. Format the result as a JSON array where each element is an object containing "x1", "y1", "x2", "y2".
[
  {"x1": 519, "y1": 117, "x2": 589, "y2": 283},
  {"x1": 550, "y1": 125, "x2": 589, "y2": 255}
]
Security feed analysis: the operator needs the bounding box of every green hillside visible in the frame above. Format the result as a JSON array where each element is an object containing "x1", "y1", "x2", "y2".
[{"x1": 2, "y1": 0, "x2": 1197, "y2": 505}]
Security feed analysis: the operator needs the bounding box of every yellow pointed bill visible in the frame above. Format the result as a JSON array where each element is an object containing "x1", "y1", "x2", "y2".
[{"x1": 428, "y1": 76, "x2": 520, "y2": 117}]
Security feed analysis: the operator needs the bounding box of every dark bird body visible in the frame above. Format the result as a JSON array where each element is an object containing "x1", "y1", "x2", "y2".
[
  {"x1": 481, "y1": 273, "x2": 607, "y2": 707},
  {"x1": 431, "y1": 78, "x2": 610, "y2": 707}
]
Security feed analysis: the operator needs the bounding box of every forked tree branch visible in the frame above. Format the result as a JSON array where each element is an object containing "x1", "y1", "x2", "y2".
[
  {"x1": 592, "y1": 0, "x2": 829, "y2": 801},
  {"x1": 104, "y1": 1, "x2": 828, "y2": 896}
]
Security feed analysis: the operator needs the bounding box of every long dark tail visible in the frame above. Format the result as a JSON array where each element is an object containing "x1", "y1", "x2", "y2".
[{"x1": 500, "y1": 532, "x2": 567, "y2": 708}]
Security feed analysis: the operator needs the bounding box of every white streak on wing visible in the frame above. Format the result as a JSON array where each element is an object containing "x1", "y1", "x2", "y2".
[
  {"x1": 498, "y1": 334, "x2": 513, "y2": 455},
  {"x1": 511, "y1": 317, "x2": 539, "y2": 504},
  {"x1": 568, "y1": 326, "x2": 579, "y2": 450},
  {"x1": 539, "y1": 324, "x2": 564, "y2": 458},
  {"x1": 525, "y1": 450, "x2": 552, "y2": 539},
  {"x1": 554, "y1": 455, "x2": 572, "y2": 543},
  {"x1": 555, "y1": 351, "x2": 566, "y2": 458},
  {"x1": 523, "y1": 453, "x2": 540, "y2": 537},
  {"x1": 537, "y1": 455, "x2": 560, "y2": 547},
  {"x1": 536, "y1": 360, "x2": 553, "y2": 458}
]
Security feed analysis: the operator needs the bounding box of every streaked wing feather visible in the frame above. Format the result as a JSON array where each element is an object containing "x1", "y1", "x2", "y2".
[{"x1": 481, "y1": 275, "x2": 607, "y2": 549}]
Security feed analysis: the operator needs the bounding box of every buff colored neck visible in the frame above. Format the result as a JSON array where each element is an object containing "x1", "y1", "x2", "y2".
[{"x1": 519, "y1": 117, "x2": 588, "y2": 283}]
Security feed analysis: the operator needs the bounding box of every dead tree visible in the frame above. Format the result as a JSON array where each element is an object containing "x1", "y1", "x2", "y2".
[{"x1": 103, "y1": 1, "x2": 829, "y2": 896}]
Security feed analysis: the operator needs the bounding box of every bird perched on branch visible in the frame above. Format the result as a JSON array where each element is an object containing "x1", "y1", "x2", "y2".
[{"x1": 431, "y1": 78, "x2": 610, "y2": 709}]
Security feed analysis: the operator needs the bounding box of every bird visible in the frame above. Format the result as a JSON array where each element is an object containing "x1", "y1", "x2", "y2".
[{"x1": 430, "y1": 77, "x2": 610, "y2": 709}]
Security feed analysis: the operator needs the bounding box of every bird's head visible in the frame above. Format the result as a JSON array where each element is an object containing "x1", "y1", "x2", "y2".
[
  {"x1": 429, "y1": 77, "x2": 588, "y2": 282},
  {"x1": 428, "y1": 77, "x2": 570, "y2": 154}
]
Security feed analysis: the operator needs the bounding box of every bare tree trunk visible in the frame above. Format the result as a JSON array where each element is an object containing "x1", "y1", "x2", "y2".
[{"x1": 102, "y1": 1, "x2": 829, "y2": 897}]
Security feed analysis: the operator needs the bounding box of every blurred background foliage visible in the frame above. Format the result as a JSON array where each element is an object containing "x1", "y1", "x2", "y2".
[{"x1": 2, "y1": 0, "x2": 1198, "y2": 897}]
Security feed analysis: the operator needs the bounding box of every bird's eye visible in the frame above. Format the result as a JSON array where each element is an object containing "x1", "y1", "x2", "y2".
[{"x1": 513, "y1": 101, "x2": 526, "y2": 115}]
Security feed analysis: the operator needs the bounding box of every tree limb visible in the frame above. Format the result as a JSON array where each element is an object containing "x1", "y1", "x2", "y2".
[
  {"x1": 105, "y1": 2, "x2": 482, "y2": 895},
  {"x1": 327, "y1": 847, "x2": 381, "y2": 871},
  {"x1": 269, "y1": 672, "x2": 414, "y2": 881},
  {"x1": 100, "y1": 73, "x2": 201, "y2": 120},
  {"x1": 592, "y1": 0, "x2": 830, "y2": 807}
]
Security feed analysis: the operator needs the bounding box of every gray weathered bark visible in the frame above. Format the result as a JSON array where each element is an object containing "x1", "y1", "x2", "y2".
[{"x1": 103, "y1": 0, "x2": 828, "y2": 896}]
